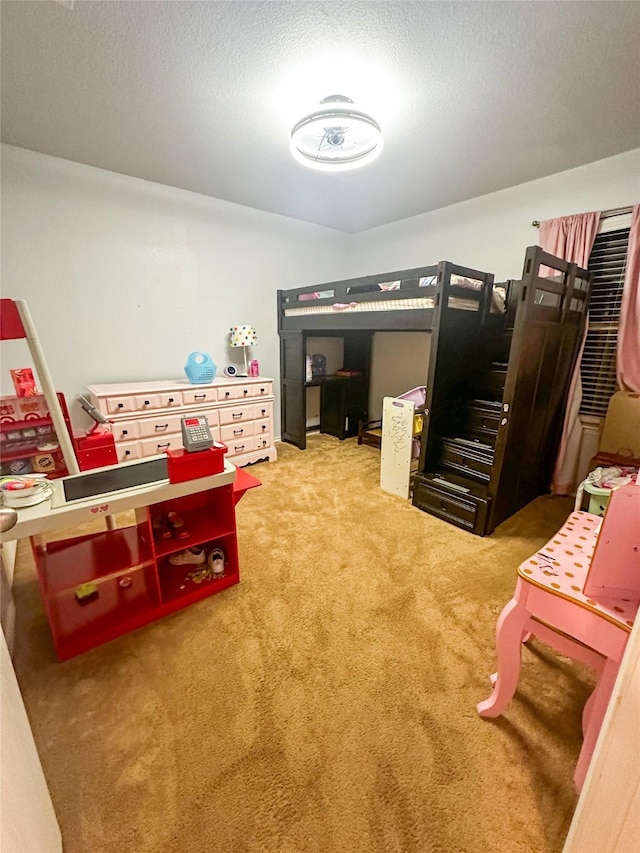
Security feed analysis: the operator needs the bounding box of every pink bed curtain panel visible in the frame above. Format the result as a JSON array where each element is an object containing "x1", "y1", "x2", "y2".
[
  {"x1": 539, "y1": 211, "x2": 600, "y2": 495},
  {"x1": 617, "y1": 204, "x2": 640, "y2": 393}
]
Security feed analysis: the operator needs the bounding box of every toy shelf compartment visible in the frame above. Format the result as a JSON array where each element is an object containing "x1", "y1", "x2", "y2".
[
  {"x1": 0, "y1": 415, "x2": 58, "y2": 434},
  {"x1": 45, "y1": 564, "x2": 160, "y2": 657},
  {"x1": 157, "y1": 534, "x2": 239, "y2": 607},
  {"x1": 35, "y1": 526, "x2": 155, "y2": 596},
  {"x1": 142, "y1": 485, "x2": 236, "y2": 559}
]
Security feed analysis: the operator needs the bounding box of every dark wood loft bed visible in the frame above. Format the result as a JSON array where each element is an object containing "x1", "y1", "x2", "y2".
[
  {"x1": 278, "y1": 247, "x2": 592, "y2": 536},
  {"x1": 278, "y1": 260, "x2": 497, "y2": 448}
]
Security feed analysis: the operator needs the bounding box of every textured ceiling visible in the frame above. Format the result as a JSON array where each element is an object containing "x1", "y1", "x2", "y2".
[{"x1": 2, "y1": 1, "x2": 639, "y2": 233}]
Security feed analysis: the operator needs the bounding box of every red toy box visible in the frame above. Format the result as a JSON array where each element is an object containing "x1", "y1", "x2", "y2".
[
  {"x1": 166, "y1": 443, "x2": 228, "y2": 484},
  {"x1": 74, "y1": 428, "x2": 118, "y2": 471}
]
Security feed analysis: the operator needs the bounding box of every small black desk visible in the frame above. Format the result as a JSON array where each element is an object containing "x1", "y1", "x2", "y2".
[{"x1": 306, "y1": 376, "x2": 368, "y2": 440}]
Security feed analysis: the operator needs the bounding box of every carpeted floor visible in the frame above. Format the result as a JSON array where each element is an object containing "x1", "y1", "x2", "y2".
[{"x1": 12, "y1": 435, "x2": 589, "y2": 853}]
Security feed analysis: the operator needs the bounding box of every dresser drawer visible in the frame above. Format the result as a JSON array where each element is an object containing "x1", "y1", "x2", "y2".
[
  {"x1": 159, "y1": 392, "x2": 181, "y2": 408},
  {"x1": 254, "y1": 418, "x2": 271, "y2": 438},
  {"x1": 112, "y1": 421, "x2": 140, "y2": 442},
  {"x1": 253, "y1": 400, "x2": 273, "y2": 421},
  {"x1": 138, "y1": 414, "x2": 182, "y2": 438},
  {"x1": 106, "y1": 396, "x2": 137, "y2": 415},
  {"x1": 251, "y1": 382, "x2": 272, "y2": 398},
  {"x1": 218, "y1": 404, "x2": 255, "y2": 425},
  {"x1": 218, "y1": 384, "x2": 254, "y2": 402},
  {"x1": 254, "y1": 434, "x2": 271, "y2": 452},
  {"x1": 220, "y1": 422, "x2": 256, "y2": 443},
  {"x1": 139, "y1": 434, "x2": 184, "y2": 457},
  {"x1": 115, "y1": 441, "x2": 142, "y2": 462},
  {"x1": 225, "y1": 435, "x2": 259, "y2": 457},
  {"x1": 182, "y1": 388, "x2": 218, "y2": 406},
  {"x1": 134, "y1": 394, "x2": 162, "y2": 412}
]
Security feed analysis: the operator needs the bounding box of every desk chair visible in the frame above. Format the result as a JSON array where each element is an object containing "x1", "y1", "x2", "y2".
[{"x1": 477, "y1": 475, "x2": 640, "y2": 790}]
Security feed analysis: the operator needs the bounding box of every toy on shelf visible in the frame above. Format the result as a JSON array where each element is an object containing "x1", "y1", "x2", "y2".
[
  {"x1": 10, "y1": 367, "x2": 38, "y2": 397},
  {"x1": 73, "y1": 394, "x2": 118, "y2": 470}
]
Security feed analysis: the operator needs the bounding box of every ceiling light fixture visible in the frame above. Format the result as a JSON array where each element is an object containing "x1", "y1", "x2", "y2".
[{"x1": 290, "y1": 95, "x2": 383, "y2": 171}]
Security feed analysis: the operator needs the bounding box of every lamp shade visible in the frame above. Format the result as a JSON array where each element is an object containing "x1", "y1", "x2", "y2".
[{"x1": 229, "y1": 325, "x2": 257, "y2": 348}]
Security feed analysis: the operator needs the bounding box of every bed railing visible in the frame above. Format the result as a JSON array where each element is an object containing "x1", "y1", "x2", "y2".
[{"x1": 277, "y1": 261, "x2": 498, "y2": 332}]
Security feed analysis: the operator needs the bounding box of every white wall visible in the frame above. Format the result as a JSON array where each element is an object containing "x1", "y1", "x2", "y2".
[
  {"x1": 2, "y1": 145, "x2": 639, "y2": 442},
  {"x1": 349, "y1": 149, "x2": 640, "y2": 280},
  {"x1": 369, "y1": 332, "x2": 431, "y2": 421},
  {"x1": 0, "y1": 145, "x2": 351, "y2": 436}
]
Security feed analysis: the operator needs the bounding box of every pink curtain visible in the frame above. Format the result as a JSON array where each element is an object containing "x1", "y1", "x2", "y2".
[
  {"x1": 617, "y1": 204, "x2": 640, "y2": 393},
  {"x1": 539, "y1": 211, "x2": 600, "y2": 495}
]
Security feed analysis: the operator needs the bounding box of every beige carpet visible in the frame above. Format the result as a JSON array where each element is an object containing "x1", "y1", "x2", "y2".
[{"x1": 12, "y1": 434, "x2": 590, "y2": 853}]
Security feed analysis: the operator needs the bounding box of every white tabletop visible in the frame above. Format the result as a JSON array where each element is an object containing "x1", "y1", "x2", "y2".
[{"x1": 0, "y1": 459, "x2": 236, "y2": 543}]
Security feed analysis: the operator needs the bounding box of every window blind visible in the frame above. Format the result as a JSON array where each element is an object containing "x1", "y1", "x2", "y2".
[{"x1": 580, "y1": 226, "x2": 630, "y2": 418}]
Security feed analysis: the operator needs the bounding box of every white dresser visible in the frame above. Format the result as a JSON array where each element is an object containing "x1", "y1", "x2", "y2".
[{"x1": 87, "y1": 377, "x2": 277, "y2": 468}]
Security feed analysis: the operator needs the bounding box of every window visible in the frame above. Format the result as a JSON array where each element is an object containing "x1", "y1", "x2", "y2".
[{"x1": 580, "y1": 226, "x2": 630, "y2": 418}]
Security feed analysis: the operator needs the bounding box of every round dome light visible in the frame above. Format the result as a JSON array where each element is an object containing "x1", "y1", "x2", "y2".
[{"x1": 290, "y1": 95, "x2": 383, "y2": 171}]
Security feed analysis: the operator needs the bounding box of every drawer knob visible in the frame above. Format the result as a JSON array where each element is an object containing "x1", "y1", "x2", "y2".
[
  {"x1": 119, "y1": 577, "x2": 133, "y2": 590},
  {"x1": 232, "y1": 413, "x2": 242, "y2": 419},
  {"x1": 155, "y1": 424, "x2": 168, "y2": 431}
]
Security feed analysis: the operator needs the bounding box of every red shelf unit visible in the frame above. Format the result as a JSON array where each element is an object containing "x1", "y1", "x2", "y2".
[{"x1": 30, "y1": 469, "x2": 262, "y2": 660}]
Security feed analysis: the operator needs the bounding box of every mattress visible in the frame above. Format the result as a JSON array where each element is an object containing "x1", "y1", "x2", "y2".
[{"x1": 283, "y1": 295, "x2": 482, "y2": 317}]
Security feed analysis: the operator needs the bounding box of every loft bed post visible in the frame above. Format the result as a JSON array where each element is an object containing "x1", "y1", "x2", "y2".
[{"x1": 0, "y1": 298, "x2": 80, "y2": 475}]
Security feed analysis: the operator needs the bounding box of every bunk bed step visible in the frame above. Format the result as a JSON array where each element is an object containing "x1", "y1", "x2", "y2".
[
  {"x1": 439, "y1": 437, "x2": 494, "y2": 483},
  {"x1": 412, "y1": 472, "x2": 491, "y2": 535},
  {"x1": 464, "y1": 400, "x2": 502, "y2": 442},
  {"x1": 485, "y1": 366, "x2": 508, "y2": 401}
]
